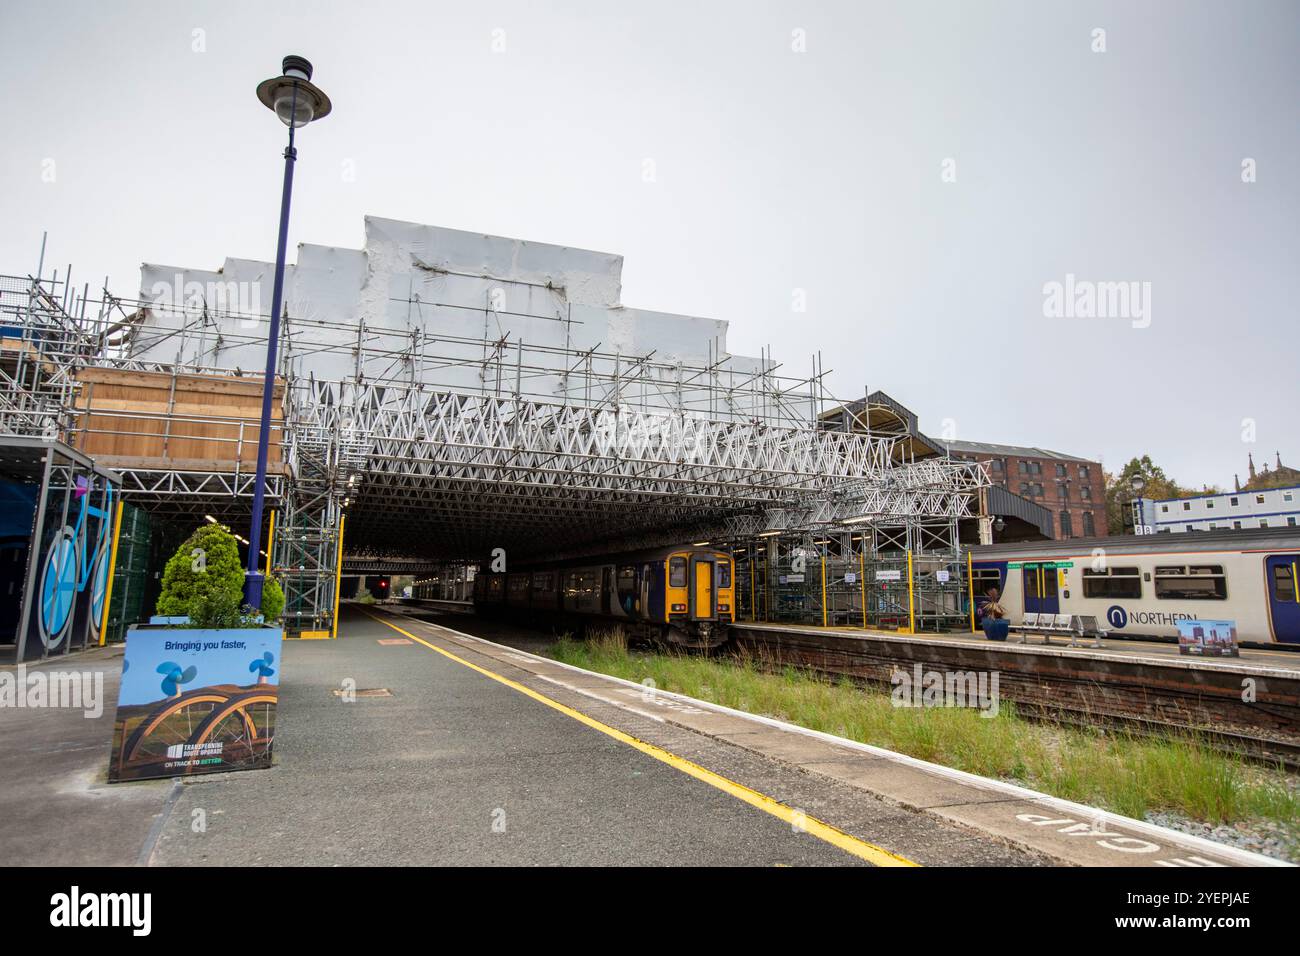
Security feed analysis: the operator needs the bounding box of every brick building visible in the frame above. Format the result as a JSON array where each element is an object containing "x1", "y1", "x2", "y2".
[{"x1": 941, "y1": 440, "x2": 1108, "y2": 540}]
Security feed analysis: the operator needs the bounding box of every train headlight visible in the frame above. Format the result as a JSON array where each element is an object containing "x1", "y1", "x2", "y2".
[
  {"x1": 671, "y1": 603, "x2": 686, "y2": 612},
  {"x1": 718, "y1": 604, "x2": 730, "y2": 612}
]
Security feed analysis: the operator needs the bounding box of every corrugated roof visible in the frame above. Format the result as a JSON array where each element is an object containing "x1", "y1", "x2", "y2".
[{"x1": 941, "y1": 439, "x2": 1094, "y2": 463}]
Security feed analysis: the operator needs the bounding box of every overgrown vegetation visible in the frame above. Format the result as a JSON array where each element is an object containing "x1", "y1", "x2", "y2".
[
  {"x1": 155, "y1": 523, "x2": 284, "y2": 626},
  {"x1": 550, "y1": 629, "x2": 1300, "y2": 837}
]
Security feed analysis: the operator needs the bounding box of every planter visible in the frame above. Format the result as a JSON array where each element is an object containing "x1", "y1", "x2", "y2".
[{"x1": 107, "y1": 625, "x2": 282, "y2": 782}]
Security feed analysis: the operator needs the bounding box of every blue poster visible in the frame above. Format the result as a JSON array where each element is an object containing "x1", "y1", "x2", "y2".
[{"x1": 108, "y1": 627, "x2": 281, "y2": 782}]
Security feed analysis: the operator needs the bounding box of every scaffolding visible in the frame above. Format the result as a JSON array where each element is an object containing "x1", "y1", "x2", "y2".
[{"x1": 3, "y1": 226, "x2": 988, "y2": 634}]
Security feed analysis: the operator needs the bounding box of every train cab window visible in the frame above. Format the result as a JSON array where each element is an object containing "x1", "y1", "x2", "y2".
[
  {"x1": 1154, "y1": 565, "x2": 1227, "y2": 600},
  {"x1": 1273, "y1": 565, "x2": 1296, "y2": 603},
  {"x1": 1082, "y1": 566, "x2": 1141, "y2": 599},
  {"x1": 718, "y1": 561, "x2": 732, "y2": 588},
  {"x1": 669, "y1": 556, "x2": 687, "y2": 588}
]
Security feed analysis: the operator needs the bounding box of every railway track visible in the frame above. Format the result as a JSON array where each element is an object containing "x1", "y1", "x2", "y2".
[{"x1": 725, "y1": 624, "x2": 1300, "y2": 771}]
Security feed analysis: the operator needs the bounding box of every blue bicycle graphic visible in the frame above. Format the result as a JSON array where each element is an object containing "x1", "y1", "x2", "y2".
[{"x1": 38, "y1": 476, "x2": 114, "y2": 652}]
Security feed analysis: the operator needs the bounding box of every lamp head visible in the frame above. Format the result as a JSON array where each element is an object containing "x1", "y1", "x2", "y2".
[{"x1": 257, "y1": 55, "x2": 332, "y2": 128}]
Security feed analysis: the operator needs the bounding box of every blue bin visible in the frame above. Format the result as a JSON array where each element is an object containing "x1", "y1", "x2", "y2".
[{"x1": 983, "y1": 618, "x2": 1009, "y2": 641}]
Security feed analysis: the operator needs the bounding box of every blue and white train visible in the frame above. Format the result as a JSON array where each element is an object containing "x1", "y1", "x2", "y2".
[{"x1": 970, "y1": 528, "x2": 1300, "y2": 648}]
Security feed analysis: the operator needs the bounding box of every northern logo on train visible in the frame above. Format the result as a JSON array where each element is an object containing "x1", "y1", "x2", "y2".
[{"x1": 1107, "y1": 605, "x2": 1127, "y2": 629}]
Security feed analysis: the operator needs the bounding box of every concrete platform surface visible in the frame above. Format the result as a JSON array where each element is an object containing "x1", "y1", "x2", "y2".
[{"x1": 1, "y1": 606, "x2": 1285, "y2": 867}]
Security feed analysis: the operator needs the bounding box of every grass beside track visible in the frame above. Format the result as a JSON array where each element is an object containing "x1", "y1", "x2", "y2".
[{"x1": 549, "y1": 630, "x2": 1300, "y2": 838}]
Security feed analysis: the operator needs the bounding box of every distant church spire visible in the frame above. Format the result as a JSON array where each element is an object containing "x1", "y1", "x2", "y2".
[
  {"x1": 1234, "y1": 473, "x2": 1240, "y2": 493},
  {"x1": 1278, "y1": 451, "x2": 1284, "y2": 470},
  {"x1": 1248, "y1": 452, "x2": 1256, "y2": 480}
]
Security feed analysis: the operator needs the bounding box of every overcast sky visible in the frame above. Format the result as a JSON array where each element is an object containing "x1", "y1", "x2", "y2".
[{"x1": 2, "y1": 0, "x2": 1295, "y2": 491}]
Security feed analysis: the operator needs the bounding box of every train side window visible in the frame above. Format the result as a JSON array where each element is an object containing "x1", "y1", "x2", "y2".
[
  {"x1": 617, "y1": 565, "x2": 636, "y2": 597},
  {"x1": 1082, "y1": 566, "x2": 1141, "y2": 599},
  {"x1": 1154, "y1": 565, "x2": 1227, "y2": 600},
  {"x1": 1273, "y1": 565, "x2": 1296, "y2": 603},
  {"x1": 971, "y1": 568, "x2": 1002, "y2": 595},
  {"x1": 669, "y1": 557, "x2": 687, "y2": 588},
  {"x1": 718, "y1": 561, "x2": 732, "y2": 587}
]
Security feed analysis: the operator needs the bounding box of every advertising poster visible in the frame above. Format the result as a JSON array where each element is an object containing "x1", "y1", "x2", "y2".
[
  {"x1": 108, "y1": 627, "x2": 281, "y2": 782},
  {"x1": 1175, "y1": 619, "x2": 1239, "y2": 658}
]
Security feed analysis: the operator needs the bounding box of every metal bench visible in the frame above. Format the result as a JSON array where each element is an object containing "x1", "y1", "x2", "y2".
[{"x1": 1016, "y1": 612, "x2": 1107, "y2": 648}]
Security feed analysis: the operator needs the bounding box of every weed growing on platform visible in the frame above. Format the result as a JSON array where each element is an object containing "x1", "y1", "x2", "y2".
[{"x1": 548, "y1": 634, "x2": 1300, "y2": 836}]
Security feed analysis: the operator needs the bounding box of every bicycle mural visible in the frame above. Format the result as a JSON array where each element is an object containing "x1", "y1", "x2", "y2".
[
  {"x1": 37, "y1": 474, "x2": 114, "y2": 653},
  {"x1": 15, "y1": 445, "x2": 118, "y2": 663}
]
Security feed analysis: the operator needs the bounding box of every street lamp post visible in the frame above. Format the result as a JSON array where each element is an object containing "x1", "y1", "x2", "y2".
[
  {"x1": 243, "y1": 56, "x2": 332, "y2": 610},
  {"x1": 1129, "y1": 474, "x2": 1147, "y2": 535}
]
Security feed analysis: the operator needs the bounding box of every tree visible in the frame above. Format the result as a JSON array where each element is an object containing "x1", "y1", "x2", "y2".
[
  {"x1": 155, "y1": 523, "x2": 282, "y2": 627},
  {"x1": 260, "y1": 576, "x2": 285, "y2": 622},
  {"x1": 1103, "y1": 456, "x2": 1223, "y2": 533}
]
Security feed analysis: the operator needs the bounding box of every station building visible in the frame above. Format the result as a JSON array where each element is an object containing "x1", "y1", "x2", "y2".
[
  {"x1": 1153, "y1": 485, "x2": 1300, "y2": 533},
  {"x1": 941, "y1": 440, "x2": 1107, "y2": 541}
]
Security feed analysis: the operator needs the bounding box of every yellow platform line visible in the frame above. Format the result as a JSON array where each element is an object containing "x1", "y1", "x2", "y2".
[{"x1": 359, "y1": 609, "x2": 917, "y2": 867}]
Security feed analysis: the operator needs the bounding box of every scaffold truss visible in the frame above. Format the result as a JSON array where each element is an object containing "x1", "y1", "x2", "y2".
[{"x1": 2, "y1": 226, "x2": 989, "y2": 631}]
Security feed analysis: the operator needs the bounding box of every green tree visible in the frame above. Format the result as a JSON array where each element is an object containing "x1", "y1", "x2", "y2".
[
  {"x1": 155, "y1": 523, "x2": 282, "y2": 627},
  {"x1": 260, "y1": 575, "x2": 285, "y2": 622},
  {"x1": 1104, "y1": 456, "x2": 1223, "y2": 533},
  {"x1": 156, "y1": 524, "x2": 244, "y2": 624}
]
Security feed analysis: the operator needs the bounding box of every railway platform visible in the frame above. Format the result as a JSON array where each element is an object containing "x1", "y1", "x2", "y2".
[
  {"x1": 0, "y1": 606, "x2": 1286, "y2": 867},
  {"x1": 731, "y1": 621, "x2": 1300, "y2": 669}
]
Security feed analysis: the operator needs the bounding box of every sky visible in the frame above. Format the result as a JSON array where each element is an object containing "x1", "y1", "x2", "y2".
[{"x1": 1, "y1": 0, "x2": 1296, "y2": 492}]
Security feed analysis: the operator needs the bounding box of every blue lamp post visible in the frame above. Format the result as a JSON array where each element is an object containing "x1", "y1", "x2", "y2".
[{"x1": 243, "y1": 56, "x2": 332, "y2": 610}]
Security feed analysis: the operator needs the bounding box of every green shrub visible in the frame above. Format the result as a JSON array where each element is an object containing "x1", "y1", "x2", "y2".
[
  {"x1": 156, "y1": 524, "x2": 244, "y2": 625},
  {"x1": 260, "y1": 575, "x2": 285, "y2": 622}
]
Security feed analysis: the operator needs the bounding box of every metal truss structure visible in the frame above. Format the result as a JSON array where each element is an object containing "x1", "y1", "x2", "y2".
[{"x1": 2, "y1": 234, "x2": 988, "y2": 632}]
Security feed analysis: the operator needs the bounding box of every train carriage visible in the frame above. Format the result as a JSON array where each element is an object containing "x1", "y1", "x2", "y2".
[
  {"x1": 473, "y1": 545, "x2": 735, "y2": 649},
  {"x1": 971, "y1": 528, "x2": 1300, "y2": 647}
]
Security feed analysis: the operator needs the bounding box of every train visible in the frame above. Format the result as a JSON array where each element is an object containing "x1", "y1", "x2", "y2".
[
  {"x1": 472, "y1": 545, "x2": 736, "y2": 649},
  {"x1": 970, "y1": 528, "x2": 1300, "y2": 648}
]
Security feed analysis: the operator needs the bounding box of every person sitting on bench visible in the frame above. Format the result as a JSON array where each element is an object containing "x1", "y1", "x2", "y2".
[{"x1": 980, "y1": 587, "x2": 1009, "y2": 641}]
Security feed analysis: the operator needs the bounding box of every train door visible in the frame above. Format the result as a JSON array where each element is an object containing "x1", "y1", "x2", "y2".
[
  {"x1": 1265, "y1": 554, "x2": 1300, "y2": 644},
  {"x1": 1023, "y1": 563, "x2": 1059, "y2": 616},
  {"x1": 691, "y1": 555, "x2": 717, "y2": 621}
]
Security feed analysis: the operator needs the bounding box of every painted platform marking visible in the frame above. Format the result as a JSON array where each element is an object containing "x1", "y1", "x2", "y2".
[{"x1": 358, "y1": 609, "x2": 918, "y2": 867}]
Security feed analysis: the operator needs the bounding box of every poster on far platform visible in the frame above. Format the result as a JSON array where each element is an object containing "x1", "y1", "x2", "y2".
[
  {"x1": 1175, "y1": 619, "x2": 1239, "y2": 658},
  {"x1": 108, "y1": 627, "x2": 281, "y2": 782}
]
